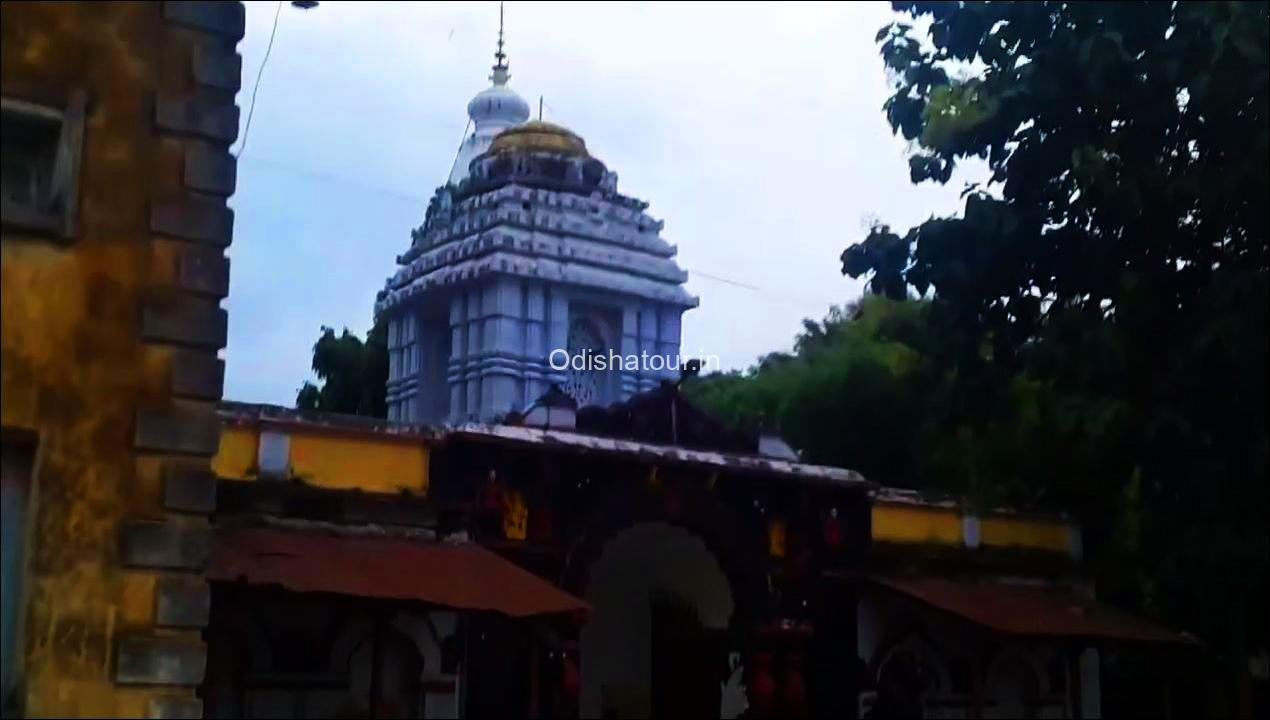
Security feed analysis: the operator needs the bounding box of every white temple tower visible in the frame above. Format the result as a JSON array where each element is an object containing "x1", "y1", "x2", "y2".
[
  {"x1": 446, "y1": 6, "x2": 528, "y2": 186},
  {"x1": 377, "y1": 12, "x2": 697, "y2": 422}
]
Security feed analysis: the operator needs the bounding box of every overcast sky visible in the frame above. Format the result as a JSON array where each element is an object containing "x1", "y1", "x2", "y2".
[{"x1": 224, "y1": 1, "x2": 977, "y2": 405}]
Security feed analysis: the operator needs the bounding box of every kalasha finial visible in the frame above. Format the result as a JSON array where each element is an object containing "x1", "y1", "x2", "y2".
[{"x1": 494, "y1": 2, "x2": 508, "y2": 71}]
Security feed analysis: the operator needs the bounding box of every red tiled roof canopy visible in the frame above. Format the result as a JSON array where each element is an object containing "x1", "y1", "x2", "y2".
[
  {"x1": 869, "y1": 575, "x2": 1195, "y2": 645},
  {"x1": 210, "y1": 528, "x2": 589, "y2": 619}
]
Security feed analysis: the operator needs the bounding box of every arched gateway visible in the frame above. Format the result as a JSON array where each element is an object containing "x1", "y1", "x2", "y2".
[{"x1": 579, "y1": 521, "x2": 735, "y2": 718}]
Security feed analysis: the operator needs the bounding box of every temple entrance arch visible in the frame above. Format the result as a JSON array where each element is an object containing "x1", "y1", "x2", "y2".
[{"x1": 579, "y1": 521, "x2": 737, "y2": 719}]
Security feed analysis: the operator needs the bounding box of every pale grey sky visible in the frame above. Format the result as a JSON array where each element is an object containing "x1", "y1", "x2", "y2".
[{"x1": 225, "y1": 1, "x2": 977, "y2": 405}]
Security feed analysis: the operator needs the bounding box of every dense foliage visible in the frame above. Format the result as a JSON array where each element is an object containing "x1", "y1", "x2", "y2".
[
  {"x1": 694, "y1": 0, "x2": 1268, "y2": 680},
  {"x1": 687, "y1": 296, "x2": 1078, "y2": 507},
  {"x1": 295, "y1": 316, "x2": 388, "y2": 418}
]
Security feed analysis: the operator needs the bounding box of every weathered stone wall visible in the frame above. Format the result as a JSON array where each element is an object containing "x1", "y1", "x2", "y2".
[{"x1": 1, "y1": 2, "x2": 242, "y2": 716}]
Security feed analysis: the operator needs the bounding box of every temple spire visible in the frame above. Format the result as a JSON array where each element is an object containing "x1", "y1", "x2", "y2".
[{"x1": 491, "y1": 2, "x2": 509, "y2": 83}]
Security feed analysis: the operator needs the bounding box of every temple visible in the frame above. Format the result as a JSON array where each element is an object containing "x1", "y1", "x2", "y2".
[{"x1": 377, "y1": 14, "x2": 696, "y2": 423}]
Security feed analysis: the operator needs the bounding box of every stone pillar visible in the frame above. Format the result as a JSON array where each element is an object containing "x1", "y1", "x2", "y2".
[
  {"x1": 525, "y1": 283, "x2": 546, "y2": 357},
  {"x1": 466, "y1": 288, "x2": 483, "y2": 357},
  {"x1": 638, "y1": 304, "x2": 660, "y2": 391},
  {"x1": 524, "y1": 282, "x2": 550, "y2": 402},
  {"x1": 547, "y1": 291, "x2": 569, "y2": 359},
  {"x1": 482, "y1": 277, "x2": 524, "y2": 417},
  {"x1": 544, "y1": 289, "x2": 570, "y2": 397},
  {"x1": 448, "y1": 295, "x2": 467, "y2": 420},
  {"x1": 658, "y1": 306, "x2": 682, "y2": 380},
  {"x1": 462, "y1": 288, "x2": 483, "y2": 420},
  {"x1": 620, "y1": 305, "x2": 641, "y2": 396}
]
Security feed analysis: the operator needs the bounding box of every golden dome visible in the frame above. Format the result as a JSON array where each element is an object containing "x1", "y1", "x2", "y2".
[{"x1": 488, "y1": 121, "x2": 589, "y2": 158}]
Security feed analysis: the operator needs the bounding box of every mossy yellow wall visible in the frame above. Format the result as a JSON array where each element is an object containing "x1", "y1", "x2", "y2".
[
  {"x1": 210, "y1": 426, "x2": 258, "y2": 480},
  {"x1": 871, "y1": 502, "x2": 1076, "y2": 556},
  {"x1": 980, "y1": 515, "x2": 1073, "y2": 554},
  {"x1": 213, "y1": 424, "x2": 430, "y2": 495},
  {"x1": 3, "y1": 5, "x2": 164, "y2": 715},
  {"x1": 872, "y1": 504, "x2": 964, "y2": 545},
  {"x1": 3, "y1": 3, "x2": 236, "y2": 716}
]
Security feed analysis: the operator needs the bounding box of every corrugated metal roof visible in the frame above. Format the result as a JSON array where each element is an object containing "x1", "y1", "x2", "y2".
[
  {"x1": 871, "y1": 486, "x2": 1075, "y2": 522},
  {"x1": 449, "y1": 422, "x2": 870, "y2": 488},
  {"x1": 218, "y1": 401, "x2": 437, "y2": 440},
  {"x1": 210, "y1": 527, "x2": 589, "y2": 619},
  {"x1": 868, "y1": 575, "x2": 1196, "y2": 645}
]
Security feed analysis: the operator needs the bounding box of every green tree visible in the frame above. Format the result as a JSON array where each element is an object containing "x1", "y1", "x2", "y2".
[
  {"x1": 689, "y1": 297, "x2": 944, "y2": 489},
  {"x1": 689, "y1": 295, "x2": 1080, "y2": 506},
  {"x1": 841, "y1": 0, "x2": 1267, "y2": 704},
  {"x1": 296, "y1": 315, "x2": 388, "y2": 417}
]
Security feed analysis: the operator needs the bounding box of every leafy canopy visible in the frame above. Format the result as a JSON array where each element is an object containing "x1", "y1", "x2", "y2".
[
  {"x1": 295, "y1": 315, "x2": 388, "y2": 418},
  {"x1": 696, "y1": 1, "x2": 1267, "y2": 662},
  {"x1": 846, "y1": 0, "x2": 1268, "y2": 656}
]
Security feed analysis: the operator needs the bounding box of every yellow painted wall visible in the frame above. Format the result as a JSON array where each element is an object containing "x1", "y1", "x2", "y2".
[
  {"x1": 872, "y1": 504, "x2": 964, "y2": 545},
  {"x1": 213, "y1": 424, "x2": 430, "y2": 495},
  {"x1": 210, "y1": 426, "x2": 258, "y2": 481},
  {"x1": 980, "y1": 515, "x2": 1074, "y2": 554},
  {"x1": 871, "y1": 502, "x2": 1077, "y2": 557}
]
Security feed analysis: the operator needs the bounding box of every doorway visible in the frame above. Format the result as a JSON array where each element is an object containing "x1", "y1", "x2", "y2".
[
  {"x1": 650, "y1": 591, "x2": 721, "y2": 719},
  {"x1": 580, "y1": 522, "x2": 734, "y2": 718}
]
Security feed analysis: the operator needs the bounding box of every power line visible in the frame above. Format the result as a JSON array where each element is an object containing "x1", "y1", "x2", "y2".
[
  {"x1": 684, "y1": 268, "x2": 762, "y2": 291},
  {"x1": 240, "y1": 155, "x2": 428, "y2": 205},
  {"x1": 235, "y1": 0, "x2": 283, "y2": 160},
  {"x1": 234, "y1": 154, "x2": 849, "y2": 309},
  {"x1": 224, "y1": 4, "x2": 843, "y2": 309},
  {"x1": 446, "y1": 118, "x2": 473, "y2": 184},
  {"x1": 684, "y1": 267, "x2": 846, "y2": 308}
]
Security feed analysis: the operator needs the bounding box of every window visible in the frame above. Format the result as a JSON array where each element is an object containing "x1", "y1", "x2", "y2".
[
  {"x1": 1, "y1": 93, "x2": 85, "y2": 237},
  {"x1": 564, "y1": 318, "x2": 607, "y2": 407},
  {"x1": 257, "y1": 431, "x2": 291, "y2": 479},
  {"x1": 398, "y1": 315, "x2": 419, "y2": 379}
]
